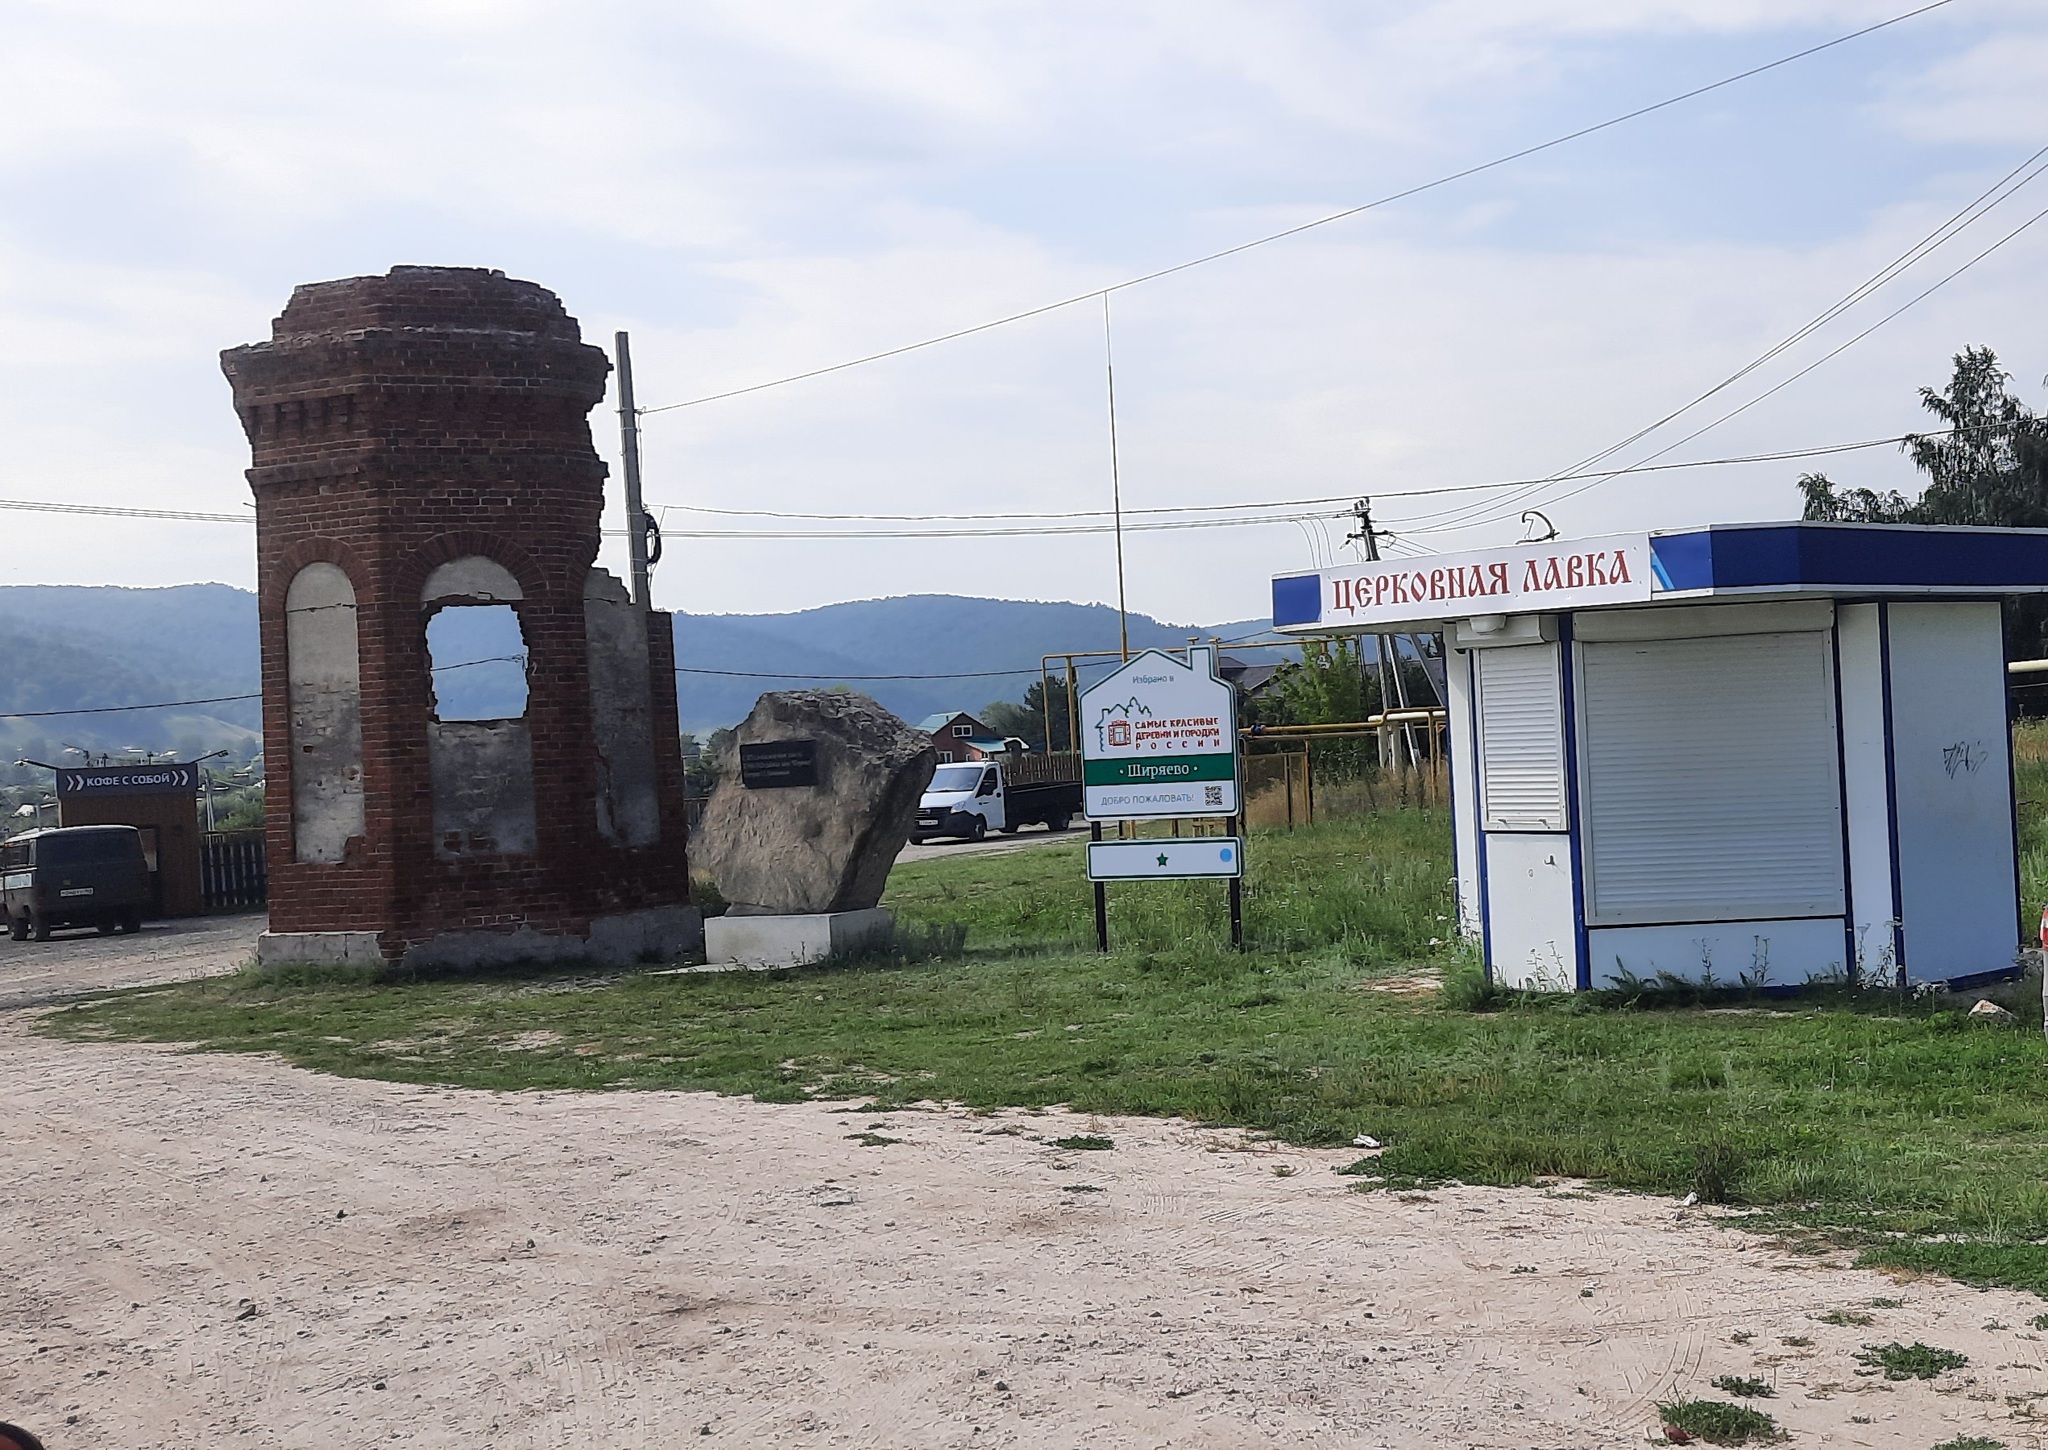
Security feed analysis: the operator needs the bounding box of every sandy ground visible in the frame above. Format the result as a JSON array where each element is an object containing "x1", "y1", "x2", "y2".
[
  {"x1": 0, "y1": 913, "x2": 262, "y2": 1011},
  {"x1": 5, "y1": 1016, "x2": 2047, "y2": 1448}
]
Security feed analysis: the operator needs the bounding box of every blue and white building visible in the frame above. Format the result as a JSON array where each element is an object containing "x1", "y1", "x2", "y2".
[{"x1": 1271, "y1": 523, "x2": 2048, "y2": 990}]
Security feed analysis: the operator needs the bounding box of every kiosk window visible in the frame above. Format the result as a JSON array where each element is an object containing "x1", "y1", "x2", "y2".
[
  {"x1": 1578, "y1": 630, "x2": 1844, "y2": 925},
  {"x1": 1476, "y1": 643, "x2": 1566, "y2": 832}
]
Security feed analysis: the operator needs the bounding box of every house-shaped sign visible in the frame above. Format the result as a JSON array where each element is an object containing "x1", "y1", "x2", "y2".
[{"x1": 1079, "y1": 646, "x2": 1240, "y2": 820}]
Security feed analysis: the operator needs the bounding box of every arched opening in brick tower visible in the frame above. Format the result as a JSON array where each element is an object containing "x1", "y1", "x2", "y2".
[
  {"x1": 421, "y1": 556, "x2": 537, "y2": 859},
  {"x1": 284, "y1": 561, "x2": 366, "y2": 864},
  {"x1": 425, "y1": 606, "x2": 529, "y2": 722}
]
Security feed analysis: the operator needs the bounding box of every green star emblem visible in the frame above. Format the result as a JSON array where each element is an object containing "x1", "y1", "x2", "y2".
[{"x1": 1156, "y1": 853, "x2": 1169, "y2": 866}]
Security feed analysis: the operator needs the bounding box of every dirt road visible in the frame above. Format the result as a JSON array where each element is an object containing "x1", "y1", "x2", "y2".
[
  {"x1": 0, "y1": 913, "x2": 261, "y2": 1011},
  {"x1": 2, "y1": 1014, "x2": 2038, "y2": 1448}
]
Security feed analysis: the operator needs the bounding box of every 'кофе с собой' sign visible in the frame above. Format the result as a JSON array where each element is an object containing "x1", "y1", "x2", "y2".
[
  {"x1": 739, "y1": 741, "x2": 818, "y2": 789},
  {"x1": 55, "y1": 763, "x2": 199, "y2": 796}
]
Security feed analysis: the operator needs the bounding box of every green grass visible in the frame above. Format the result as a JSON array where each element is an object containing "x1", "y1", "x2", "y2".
[
  {"x1": 41, "y1": 805, "x2": 2048, "y2": 1295},
  {"x1": 1854, "y1": 1341, "x2": 1969, "y2": 1380},
  {"x1": 2015, "y1": 720, "x2": 2048, "y2": 939},
  {"x1": 1709, "y1": 1375, "x2": 1773, "y2": 1398},
  {"x1": 881, "y1": 810, "x2": 1456, "y2": 961},
  {"x1": 1656, "y1": 1399, "x2": 1781, "y2": 1444},
  {"x1": 1932, "y1": 1438, "x2": 2006, "y2": 1450}
]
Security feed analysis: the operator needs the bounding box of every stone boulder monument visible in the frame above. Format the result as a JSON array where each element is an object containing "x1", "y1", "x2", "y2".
[{"x1": 695, "y1": 691, "x2": 936, "y2": 966}]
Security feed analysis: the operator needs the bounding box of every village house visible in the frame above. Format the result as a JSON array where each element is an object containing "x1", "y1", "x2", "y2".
[{"x1": 917, "y1": 711, "x2": 1011, "y2": 764}]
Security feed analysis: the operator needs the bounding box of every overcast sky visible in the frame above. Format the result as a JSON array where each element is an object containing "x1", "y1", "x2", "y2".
[{"x1": 3, "y1": 0, "x2": 2044, "y2": 625}]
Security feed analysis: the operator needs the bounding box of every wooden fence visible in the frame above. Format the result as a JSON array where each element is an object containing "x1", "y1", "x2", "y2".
[
  {"x1": 1004, "y1": 750, "x2": 1081, "y2": 785},
  {"x1": 201, "y1": 830, "x2": 268, "y2": 912}
]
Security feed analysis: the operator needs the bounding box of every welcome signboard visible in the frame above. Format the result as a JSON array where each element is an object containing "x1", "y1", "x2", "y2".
[
  {"x1": 1271, "y1": 532, "x2": 1654, "y2": 633},
  {"x1": 1078, "y1": 647, "x2": 1240, "y2": 821}
]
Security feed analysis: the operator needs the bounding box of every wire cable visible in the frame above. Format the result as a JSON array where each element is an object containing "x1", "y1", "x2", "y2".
[
  {"x1": 1387, "y1": 145, "x2": 2048, "y2": 535},
  {"x1": 0, "y1": 428, "x2": 1988, "y2": 547},
  {"x1": 0, "y1": 692, "x2": 261, "y2": 720},
  {"x1": 636, "y1": 1, "x2": 1954, "y2": 416},
  {"x1": 653, "y1": 431, "x2": 1985, "y2": 538},
  {"x1": 1544, "y1": 143, "x2": 2048, "y2": 488},
  {"x1": 675, "y1": 665, "x2": 1043, "y2": 681},
  {"x1": 1409, "y1": 196, "x2": 2048, "y2": 535},
  {"x1": 653, "y1": 434, "x2": 1925, "y2": 522},
  {"x1": 0, "y1": 656, "x2": 538, "y2": 721}
]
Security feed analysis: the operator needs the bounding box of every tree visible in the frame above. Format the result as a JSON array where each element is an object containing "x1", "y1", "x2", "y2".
[
  {"x1": 1798, "y1": 345, "x2": 2048, "y2": 654},
  {"x1": 981, "y1": 678, "x2": 1072, "y2": 752},
  {"x1": 681, "y1": 726, "x2": 736, "y2": 797},
  {"x1": 1795, "y1": 471, "x2": 1912, "y2": 523},
  {"x1": 1257, "y1": 637, "x2": 1370, "y2": 727}
]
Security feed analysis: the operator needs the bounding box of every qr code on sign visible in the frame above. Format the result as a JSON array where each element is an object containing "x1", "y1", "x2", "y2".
[{"x1": 1204, "y1": 785, "x2": 1224, "y2": 808}]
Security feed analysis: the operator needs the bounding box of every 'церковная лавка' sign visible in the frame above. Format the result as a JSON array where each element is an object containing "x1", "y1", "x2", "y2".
[{"x1": 1272, "y1": 532, "x2": 1653, "y2": 632}]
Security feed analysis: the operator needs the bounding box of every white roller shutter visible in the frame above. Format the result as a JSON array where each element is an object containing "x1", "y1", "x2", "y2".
[
  {"x1": 1578, "y1": 630, "x2": 1844, "y2": 925},
  {"x1": 1476, "y1": 643, "x2": 1566, "y2": 832}
]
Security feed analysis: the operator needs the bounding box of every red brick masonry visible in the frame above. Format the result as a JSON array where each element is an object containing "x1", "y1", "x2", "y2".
[{"x1": 222, "y1": 266, "x2": 691, "y2": 959}]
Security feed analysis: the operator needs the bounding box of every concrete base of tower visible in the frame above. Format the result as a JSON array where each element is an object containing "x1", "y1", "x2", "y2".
[
  {"x1": 256, "y1": 930, "x2": 385, "y2": 968},
  {"x1": 255, "y1": 906, "x2": 705, "y2": 972}
]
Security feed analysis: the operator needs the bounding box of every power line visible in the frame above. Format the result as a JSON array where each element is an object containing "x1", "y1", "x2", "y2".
[
  {"x1": 0, "y1": 426, "x2": 1993, "y2": 549},
  {"x1": 1389, "y1": 149, "x2": 2048, "y2": 537},
  {"x1": 0, "y1": 428, "x2": 1984, "y2": 545},
  {"x1": 636, "y1": 1, "x2": 1953, "y2": 417},
  {"x1": 0, "y1": 499, "x2": 252, "y2": 524},
  {"x1": 0, "y1": 692, "x2": 261, "y2": 720},
  {"x1": 1406, "y1": 196, "x2": 2048, "y2": 538},
  {"x1": 675, "y1": 665, "x2": 1043, "y2": 681},
  {"x1": 1554, "y1": 142, "x2": 2048, "y2": 484},
  {"x1": 0, "y1": 655, "x2": 532, "y2": 722},
  {"x1": 655, "y1": 431, "x2": 1987, "y2": 538},
  {"x1": 653, "y1": 433, "x2": 1970, "y2": 526}
]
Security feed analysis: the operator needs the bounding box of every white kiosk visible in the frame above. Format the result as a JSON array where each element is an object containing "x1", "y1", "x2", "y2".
[{"x1": 1271, "y1": 523, "x2": 2048, "y2": 991}]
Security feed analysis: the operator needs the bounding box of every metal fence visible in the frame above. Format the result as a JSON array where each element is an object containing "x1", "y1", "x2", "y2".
[{"x1": 201, "y1": 830, "x2": 268, "y2": 912}]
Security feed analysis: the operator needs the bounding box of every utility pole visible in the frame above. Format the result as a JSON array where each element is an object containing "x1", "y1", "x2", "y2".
[
  {"x1": 1348, "y1": 499, "x2": 1398, "y2": 769},
  {"x1": 1347, "y1": 498, "x2": 1427, "y2": 775},
  {"x1": 614, "y1": 331, "x2": 652, "y2": 612},
  {"x1": 1103, "y1": 296, "x2": 1129, "y2": 661}
]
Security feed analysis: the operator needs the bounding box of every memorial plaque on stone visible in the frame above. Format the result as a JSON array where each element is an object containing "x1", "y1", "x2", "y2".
[{"x1": 739, "y1": 740, "x2": 819, "y2": 789}]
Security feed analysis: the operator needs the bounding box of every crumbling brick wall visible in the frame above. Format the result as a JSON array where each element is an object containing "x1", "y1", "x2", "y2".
[{"x1": 222, "y1": 266, "x2": 692, "y2": 960}]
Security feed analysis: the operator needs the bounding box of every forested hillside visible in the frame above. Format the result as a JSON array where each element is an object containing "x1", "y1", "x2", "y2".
[{"x1": 0, "y1": 585, "x2": 1281, "y2": 769}]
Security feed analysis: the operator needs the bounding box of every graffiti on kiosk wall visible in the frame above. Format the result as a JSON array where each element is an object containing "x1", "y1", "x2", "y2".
[{"x1": 1318, "y1": 533, "x2": 1654, "y2": 626}]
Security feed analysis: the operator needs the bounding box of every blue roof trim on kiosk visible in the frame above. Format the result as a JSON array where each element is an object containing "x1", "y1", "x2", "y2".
[
  {"x1": 1268, "y1": 521, "x2": 2048, "y2": 995},
  {"x1": 1653, "y1": 523, "x2": 2048, "y2": 595},
  {"x1": 1271, "y1": 523, "x2": 2048, "y2": 632}
]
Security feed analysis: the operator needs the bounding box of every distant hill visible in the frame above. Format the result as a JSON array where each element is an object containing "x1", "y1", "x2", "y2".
[
  {"x1": 0, "y1": 585, "x2": 1287, "y2": 766},
  {"x1": 0, "y1": 585, "x2": 262, "y2": 778},
  {"x1": 672, "y1": 596, "x2": 1279, "y2": 733}
]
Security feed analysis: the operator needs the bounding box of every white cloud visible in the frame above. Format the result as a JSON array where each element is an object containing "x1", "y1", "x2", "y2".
[{"x1": 0, "y1": 0, "x2": 2036, "y2": 629}]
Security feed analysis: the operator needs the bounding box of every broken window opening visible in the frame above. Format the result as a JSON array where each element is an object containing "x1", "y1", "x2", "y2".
[{"x1": 425, "y1": 604, "x2": 530, "y2": 722}]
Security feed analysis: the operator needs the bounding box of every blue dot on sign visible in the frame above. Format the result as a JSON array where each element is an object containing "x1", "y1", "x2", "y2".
[{"x1": 1220, "y1": 847, "x2": 1234, "y2": 862}]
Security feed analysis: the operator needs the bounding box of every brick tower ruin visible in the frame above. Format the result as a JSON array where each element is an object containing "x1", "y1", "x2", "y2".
[{"x1": 222, "y1": 265, "x2": 698, "y2": 967}]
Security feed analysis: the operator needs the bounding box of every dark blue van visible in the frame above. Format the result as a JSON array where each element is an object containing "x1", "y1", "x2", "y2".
[{"x1": 1, "y1": 826, "x2": 149, "y2": 940}]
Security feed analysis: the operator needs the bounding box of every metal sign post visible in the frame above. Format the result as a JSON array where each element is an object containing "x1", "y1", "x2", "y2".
[{"x1": 1078, "y1": 645, "x2": 1245, "y2": 951}]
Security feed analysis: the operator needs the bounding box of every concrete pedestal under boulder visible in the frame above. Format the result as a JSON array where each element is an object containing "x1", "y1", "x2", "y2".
[
  {"x1": 693, "y1": 691, "x2": 936, "y2": 966},
  {"x1": 703, "y1": 907, "x2": 894, "y2": 969}
]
